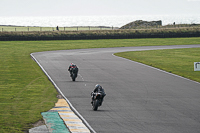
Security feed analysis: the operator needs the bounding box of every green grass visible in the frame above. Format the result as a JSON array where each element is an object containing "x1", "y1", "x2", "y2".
[
  {"x1": 115, "y1": 48, "x2": 200, "y2": 83},
  {"x1": 0, "y1": 37, "x2": 200, "y2": 132}
]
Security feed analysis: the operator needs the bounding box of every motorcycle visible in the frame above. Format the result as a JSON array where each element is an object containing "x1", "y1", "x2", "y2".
[
  {"x1": 70, "y1": 67, "x2": 78, "y2": 81},
  {"x1": 91, "y1": 92, "x2": 106, "y2": 111}
]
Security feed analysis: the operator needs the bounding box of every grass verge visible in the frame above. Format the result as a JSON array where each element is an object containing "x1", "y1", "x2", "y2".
[
  {"x1": 0, "y1": 37, "x2": 200, "y2": 132},
  {"x1": 115, "y1": 48, "x2": 200, "y2": 83}
]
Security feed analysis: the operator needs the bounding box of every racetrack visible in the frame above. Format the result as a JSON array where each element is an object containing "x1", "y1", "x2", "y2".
[{"x1": 32, "y1": 45, "x2": 200, "y2": 133}]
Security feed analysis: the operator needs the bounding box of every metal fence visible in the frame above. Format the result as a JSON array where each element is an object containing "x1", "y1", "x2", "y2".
[
  {"x1": 0, "y1": 26, "x2": 116, "y2": 32},
  {"x1": 1, "y1": 25, "x2": 200, "y2": 32}
]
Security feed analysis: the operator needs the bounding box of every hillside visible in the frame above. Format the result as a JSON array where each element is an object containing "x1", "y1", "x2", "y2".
[{"x1": 120, "y1": 20, "x2": 162, "y2": 29}]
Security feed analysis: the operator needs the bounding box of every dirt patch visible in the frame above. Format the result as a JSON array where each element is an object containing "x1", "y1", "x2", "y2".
[
  {"x1": 32, "y1": 119, "x2": 45, "y2": 127},
  {"x1": 57, "y1": 94, "x2": 63, "y2": 99}
]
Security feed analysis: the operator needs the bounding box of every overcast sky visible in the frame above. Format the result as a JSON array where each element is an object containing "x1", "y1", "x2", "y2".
[{"x1": 0, "y1": 0, "x2": 200, "y2": 16}]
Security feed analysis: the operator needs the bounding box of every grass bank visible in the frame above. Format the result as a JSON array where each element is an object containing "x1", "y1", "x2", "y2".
[
  {"x1": 0, "y1": 37, "x2": 200, "y2": 132},
  {"x1": 115, "y1": 48, "x2": 200, "y2": 83}
]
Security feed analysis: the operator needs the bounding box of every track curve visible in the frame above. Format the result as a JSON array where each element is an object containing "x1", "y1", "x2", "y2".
[{"x1": 32, "y1": 45, "x2": 200, "y2": 133}]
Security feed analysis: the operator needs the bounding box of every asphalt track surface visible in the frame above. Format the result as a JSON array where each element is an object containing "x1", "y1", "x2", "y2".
[{"x1": 32, "y1": 45, "x2": 200, "y2": 133}]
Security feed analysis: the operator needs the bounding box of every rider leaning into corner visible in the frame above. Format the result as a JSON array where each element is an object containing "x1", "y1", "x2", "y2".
[
  {"x1": 68, "y1": 63, "x2": 78, "y2": 77},
  {"x1": 91, "y1": 84, "x2": 106, "y2": 105}
]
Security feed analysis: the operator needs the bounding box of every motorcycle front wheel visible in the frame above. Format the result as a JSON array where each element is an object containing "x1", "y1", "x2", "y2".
[
  {"x1": 92, "y1": 99, "x2": 99, "y2": 111},
  {"x1": 72, "y1": 74, "x2": 76, "y2": 81}
]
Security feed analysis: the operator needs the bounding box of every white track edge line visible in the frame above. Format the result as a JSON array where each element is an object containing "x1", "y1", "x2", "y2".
[
  {"x1": 30, "y1": 53, "x2": 96, "y2": 133},
  {"x1": 112, "y1": 53, "x2": 200, "y2": 85}
]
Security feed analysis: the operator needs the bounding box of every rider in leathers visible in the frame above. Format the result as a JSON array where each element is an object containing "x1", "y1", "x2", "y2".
[
  {"x1": 91, "y1": 84, "x2": 106, "y2": 105},
  {"x1": 68, "y1": 63, "x2": 78, "y2": 77}
]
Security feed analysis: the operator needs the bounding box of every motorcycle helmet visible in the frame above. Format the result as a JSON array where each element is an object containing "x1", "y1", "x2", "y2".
[
  {"x1": 71, "y1": 63, "x2": 76, "y2": 68},
  {"x1": 94, "y1": 84, "x2": 100, "y2": 90}
]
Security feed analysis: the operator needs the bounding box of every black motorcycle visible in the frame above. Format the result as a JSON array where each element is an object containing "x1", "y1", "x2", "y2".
[
  {"x1": 91, "y1": 92, "x2": 105, "y2": 111},
  {"x1": 70, "y1": 67, "x2": 78, "y2": 81}
]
